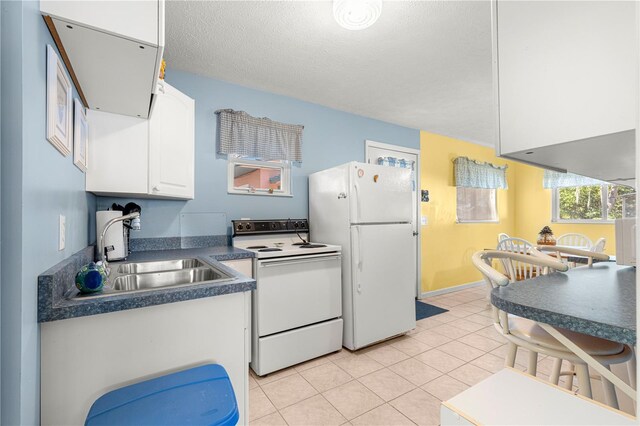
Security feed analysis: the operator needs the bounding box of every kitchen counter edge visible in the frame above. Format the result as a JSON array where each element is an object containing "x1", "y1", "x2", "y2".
[{"x1": 38, "y1": 245, "x2": 256, "y2": 323}]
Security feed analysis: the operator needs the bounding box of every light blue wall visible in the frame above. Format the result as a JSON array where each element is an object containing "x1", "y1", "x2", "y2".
[
  {"x1": 0, "y1": 2, "x2": 23, "y2": 424},
  {"x1": 98, "y1": 69, "x2": 420, "y2": 238},
  {"x1": 1, "y1": 1, "x2": 96, "y2": 424}
]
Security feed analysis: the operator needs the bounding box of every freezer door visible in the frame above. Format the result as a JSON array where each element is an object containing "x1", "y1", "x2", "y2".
[
  {"x1": 349, "y1": 163, "x2": 413, "y2": 224},
  {"x1": 350, "y1": 224, "x2": 416, "y2": 349}
]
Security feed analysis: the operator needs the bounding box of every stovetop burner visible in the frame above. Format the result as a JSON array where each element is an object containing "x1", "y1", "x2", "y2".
[
  {"x1": 258, "y1": 248, "x2": 283, "y2": 252},
  {"x1": 247, "y1": 245, "x2": 268, "y2": 249},
  {"x1": 299, "y1": 244, "x2": 327, "y2": 248},
  {"x1": 292, "y1": 242, "x2": 307, "y2": 246}
]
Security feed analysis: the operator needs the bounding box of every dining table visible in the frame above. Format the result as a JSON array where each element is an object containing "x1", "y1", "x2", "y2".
[
  {"x1": 535, "y1": 244, "x2": 612, "y2": 265},
  {"x1": 491, "y1": 262, "x2": 636, "y2": 402}
]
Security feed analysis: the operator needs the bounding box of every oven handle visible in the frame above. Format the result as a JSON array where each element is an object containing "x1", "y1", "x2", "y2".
[{"x1": 258, "y1": 253, "x2": 341, "y2": 268}]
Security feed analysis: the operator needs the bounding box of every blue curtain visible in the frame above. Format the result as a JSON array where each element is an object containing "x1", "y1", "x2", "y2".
[
  {"x1": 542, "y1": 170, "x2": 606, "y2": 188},
  {"x1": 454, "y1": 157, "x2": 508, "y2": 189}
]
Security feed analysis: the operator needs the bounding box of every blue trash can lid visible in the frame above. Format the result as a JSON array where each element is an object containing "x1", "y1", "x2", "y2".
[{"x1": 86, "y1": 364, "x2": 239, "y2": 426}]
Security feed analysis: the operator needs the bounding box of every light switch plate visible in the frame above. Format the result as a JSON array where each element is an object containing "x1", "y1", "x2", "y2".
[
  {"x1": 59, "y1": 215, "x2": 66, "y2": 251},
  {"x1": 421, "y1": 216, "x2": 428, "y2": 226}
]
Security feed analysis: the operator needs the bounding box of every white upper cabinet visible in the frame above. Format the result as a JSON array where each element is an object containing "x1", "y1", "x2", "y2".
[
  {"x1": 41, "y1": 0, "x2": 165, "y2": 119},
  {"x1": 493, "y1": 1, "x2": 636, "y2": 184},
  {"x1": 148, "y1": 82, "x2": 195, "y2": 199},
  {"x1": 86, "y1": 81, "x2": 195, "y2": 200}
]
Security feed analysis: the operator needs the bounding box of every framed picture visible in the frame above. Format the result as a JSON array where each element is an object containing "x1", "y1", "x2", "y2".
[
  {"x1": 46, "y1": 45, "x2": 72, "y2": 156},
  {"x1": 73, "y1": 99, "x2": 88, "y2": 172}
]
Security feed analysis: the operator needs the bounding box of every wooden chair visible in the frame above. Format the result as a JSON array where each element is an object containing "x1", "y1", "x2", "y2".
[
  {"x1": 472, "y1": 250, "x2": 633, "y2": 409},
  {"x1": 557, "y1": 233, "x2": 593, "y2": 250},
  {"x1": 591, "y1": 237, "x2": 606, "y2": 253},
  {"x1": 496, "y1": 237, "x2": 538, "y2": 280}
]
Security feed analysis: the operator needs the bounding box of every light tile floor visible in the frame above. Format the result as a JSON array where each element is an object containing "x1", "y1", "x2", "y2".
[{"x1": 248, "y1": 286, "x2": 635, "y2": 425}]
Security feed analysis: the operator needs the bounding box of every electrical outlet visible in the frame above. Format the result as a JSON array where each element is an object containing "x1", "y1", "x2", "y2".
[
  {"x1": 59, "y1": 215, "x2": 66, "y2": 251},
  {"x1": 421, "y1": 216, "x2": 428, "y2": 226}
]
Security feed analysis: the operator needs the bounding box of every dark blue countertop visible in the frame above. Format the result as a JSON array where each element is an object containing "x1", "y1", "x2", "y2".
[
  {"x1": 38, "y1": 246, "x2": 255, "y2": 323},
  {"x1": 491, "y1": 263, "x2": 636, "y2": 345}
]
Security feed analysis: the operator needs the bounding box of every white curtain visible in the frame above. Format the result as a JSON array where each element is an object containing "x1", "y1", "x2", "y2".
[
  {"x1": 454, "y1": 157, "x2": 508, "y2": 189},
  {"x1": 215, "y1": 109, "x2": 303, "y2": 162}
]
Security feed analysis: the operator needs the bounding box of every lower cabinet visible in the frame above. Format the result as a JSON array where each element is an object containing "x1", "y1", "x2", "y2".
[{"x1": 40, "y1": 292, "x2": 250, "y2": 425}]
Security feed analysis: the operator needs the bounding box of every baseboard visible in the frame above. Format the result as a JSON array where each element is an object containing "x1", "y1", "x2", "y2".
[{"x1": 419, "y1": 280, "x2": 485, "y2": 299}]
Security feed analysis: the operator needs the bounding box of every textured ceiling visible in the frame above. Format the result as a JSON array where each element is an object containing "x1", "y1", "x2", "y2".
[{"x1": 165, "y1": 1, "x2": 494, "y2": 146}]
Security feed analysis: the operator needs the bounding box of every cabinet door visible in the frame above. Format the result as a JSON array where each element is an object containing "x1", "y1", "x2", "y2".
[
  {"x1": 86, "y1": 110, "x2": 149, "y2": 196},
  {"x1": 495, "y1": 1, "x2": 635, "y2": 155},
  {"x1": 148, "y1": 81, "x2": 195, "y2": 199}
]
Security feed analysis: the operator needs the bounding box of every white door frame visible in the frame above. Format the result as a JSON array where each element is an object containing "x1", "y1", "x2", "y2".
[{"x1": 365, "y1": 140, "x2": 422, "y2": 299}]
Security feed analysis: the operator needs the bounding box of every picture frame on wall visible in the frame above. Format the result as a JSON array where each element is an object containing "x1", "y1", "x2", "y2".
[
  {"x1": 46, "y1": 44, "x2": 72, "y2": 156},
  {"x1": 73, "y1": 99, "x2": 88, "y2": 172}
]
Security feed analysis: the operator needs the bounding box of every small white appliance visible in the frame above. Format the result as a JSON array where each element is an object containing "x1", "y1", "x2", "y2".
[
  {"x1": 615, "y1": 192, "x2": 636, "y2": 267},
  {"x1": 309, "y1": 162, "x2": 417, "y2": 350},
  {"x1": 615, "y1": 218, "x2": 636, "y2": 266},
  {"x1": 232, "y1": 219, "x2": 343, "y2": 376},
  {"x1": 96, "y1": 210, "x2": 127, "y2": 261}
]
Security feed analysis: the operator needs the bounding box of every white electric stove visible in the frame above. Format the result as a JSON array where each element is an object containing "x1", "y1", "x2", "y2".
[{"x1": 232, "y1": 219, "x2": 343, "y2": 376}]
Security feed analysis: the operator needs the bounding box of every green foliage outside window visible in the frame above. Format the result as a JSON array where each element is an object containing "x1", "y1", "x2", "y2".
[
  {"x1": 557, "y1": 184, "x2": 634, "y2": 221},
  {"x1": 607, "y1": 185, "x2": 635, "y2": 220}
]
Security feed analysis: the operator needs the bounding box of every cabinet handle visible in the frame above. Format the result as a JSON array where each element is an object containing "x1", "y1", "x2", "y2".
[{"x1": 152, "y1": 186, "x2": 159, "y2": 192}]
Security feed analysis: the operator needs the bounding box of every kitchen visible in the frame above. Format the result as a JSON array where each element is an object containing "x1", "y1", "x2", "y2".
[{"x1": 1, "y1": 1, "x2": 637, "y2": 425}]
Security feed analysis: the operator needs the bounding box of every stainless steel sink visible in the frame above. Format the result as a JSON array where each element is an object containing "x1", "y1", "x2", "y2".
[
  {"x1": 112, "y1": 267, "x2": 227, "y2": 291},
  {"x1": 117, "y1": 258, "x2": 204, "y2": 274},
  {"x1": 71, "y1": 258, "x2": 233, "y2": 299}
]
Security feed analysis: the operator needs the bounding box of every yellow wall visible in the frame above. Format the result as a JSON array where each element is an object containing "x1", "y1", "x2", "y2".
[
  {"x1": 420, "y1": 131, "x2": 616, "y2": 294},
  {"x1": 420, "y1": 131, "x2": 518, "y2": 293}
]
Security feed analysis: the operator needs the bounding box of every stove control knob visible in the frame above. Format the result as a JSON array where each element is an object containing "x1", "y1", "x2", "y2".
[
  {"x1": 246, "y1": 223, "x2": 252, "y2": 230},
  {"x1": 237, "y1": 224, "x2": 244, "y2": 231}
]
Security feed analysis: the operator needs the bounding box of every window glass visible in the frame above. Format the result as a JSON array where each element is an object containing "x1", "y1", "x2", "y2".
[
  {"x1": 227, "y1": 157, "x2": 291, "y2": 196},
  {"x1": 557, "y1": 185, "x2": 603, "y2": 221},
  {"x1": 233, "y1": 164, "x2": 282, "y2": 191},
  {"x1": 553, "y1": 184, "x2": 634, "y2": 222},
  {"x1": 607, "y1": 185, "x2": 635, "y2": 220},
  {"x1": 456, "y1": 187, "x2": 498, "y2": 222}
]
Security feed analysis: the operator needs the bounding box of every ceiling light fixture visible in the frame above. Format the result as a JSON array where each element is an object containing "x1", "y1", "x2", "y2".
[{"x1": 333, "y1": 0, "x2": 382, "y2": 31}]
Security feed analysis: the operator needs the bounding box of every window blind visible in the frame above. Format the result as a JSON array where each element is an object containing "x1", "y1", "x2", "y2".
[{"x1": 215, "y1": 109, "x2": 303, "y2": 162}]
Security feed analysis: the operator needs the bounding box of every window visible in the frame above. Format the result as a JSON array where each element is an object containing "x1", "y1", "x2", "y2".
[
  {"x1": 552, "y1": 184, "x2": 634, "y2": 223},
  {"x1": 456, "y1": 187, "x2": 498, "y2": 223},
  {"x1": 227, "y1": 157, "x2": 291, "y2": 197}
]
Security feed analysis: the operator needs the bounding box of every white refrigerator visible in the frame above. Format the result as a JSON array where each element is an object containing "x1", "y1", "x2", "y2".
[{"x1": 309, "y1": 162, "x2": 416, "y2": 350}]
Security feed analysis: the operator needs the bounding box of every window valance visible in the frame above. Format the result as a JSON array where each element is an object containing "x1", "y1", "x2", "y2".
[
  {"x1": 215, "y1": 109, "x2": 303, "y2": 162},
  {"x1": 542, "y1": 170, "x2": 606, "y2": 189},
  {"x1": 454, "y1": 157, "x2": 508, "y2": 189},
  {"x1": 376, "y1": 156, "x2": 415, "y2": 170}
]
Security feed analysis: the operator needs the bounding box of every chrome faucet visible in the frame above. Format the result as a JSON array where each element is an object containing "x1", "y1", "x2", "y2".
[{"x1": 97, "y1": 211, "x2": 141, "y2": 275}]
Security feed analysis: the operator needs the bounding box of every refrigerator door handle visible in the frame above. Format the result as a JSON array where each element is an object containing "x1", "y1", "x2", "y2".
[
  {"x1": 354, "y1": 226, "x2": 362, "y2": 294},
  {"x1": 354, "y1": 182, "x2": 361, "y2": 223}
]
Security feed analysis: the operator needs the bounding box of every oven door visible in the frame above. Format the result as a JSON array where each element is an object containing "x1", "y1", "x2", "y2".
[{"x1": 255, "y1": 252, "x2": 342, "y2": 337}]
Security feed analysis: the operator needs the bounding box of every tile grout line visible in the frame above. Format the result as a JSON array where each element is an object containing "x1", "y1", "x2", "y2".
[{"x1": 251, "y1": 294, "x2": 498, "y2": 424}]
